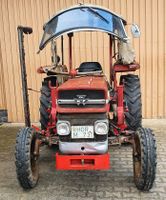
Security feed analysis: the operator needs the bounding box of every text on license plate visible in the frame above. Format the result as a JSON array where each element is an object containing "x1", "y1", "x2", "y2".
[{"x1": 71, "y1": 126, "x2": 94, "y2": 139}]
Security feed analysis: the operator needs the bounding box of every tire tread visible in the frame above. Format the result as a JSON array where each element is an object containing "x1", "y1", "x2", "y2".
[
  {"x1": 40, "y1": 81, "x2": 51, "y2": 130},
  {"x1": 134, "y1": 127, "x2": 157, "y2": 191},
  {"x1": 15, "y1": 127, "x2": 38, "y2": 189},
  {"x1": 120, "y1": 74, "x2": 142, "y2": 130}
]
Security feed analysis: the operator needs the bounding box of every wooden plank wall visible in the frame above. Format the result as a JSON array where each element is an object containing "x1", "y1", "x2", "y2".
[
  {"x1": 0, "y1": 41, "x2": 7, "y2": 109},
  {"x1": 0, "y1": 0, "x2": 165, "y2": 122}
]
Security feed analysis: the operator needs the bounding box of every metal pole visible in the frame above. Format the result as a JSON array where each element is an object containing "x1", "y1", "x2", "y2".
[
  {"x1": 61, "y1": 36, "x2": 64, "y2": 65},
  {"x1": 109, "y1": 35, "x2": 112, "y2": 85},
  {"x1": 17, "y1": 26, "x2": 33, "y2": 127},
  {"x1": 68, "y1": 33, "x2": 73, "y2": 71}
]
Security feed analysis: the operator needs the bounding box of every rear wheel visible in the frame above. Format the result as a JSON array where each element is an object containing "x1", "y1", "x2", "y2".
[
  {"x1": 133, "y1": 127, "x2": 157, "y2": 191},
  {"x1": 15, "y1": 127, "x2": 39, "y2": 189},
  {"x1": 40, "y1": 80, "x2": 51, "y2": 130},
  {"x1": 120, "y1": 74, "x2": 142, "y2": 130}
]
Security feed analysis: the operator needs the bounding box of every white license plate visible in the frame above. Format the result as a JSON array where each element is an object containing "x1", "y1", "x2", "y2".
[{"x1": 71, "y1": 126, "x2": 94, "y2": 139}]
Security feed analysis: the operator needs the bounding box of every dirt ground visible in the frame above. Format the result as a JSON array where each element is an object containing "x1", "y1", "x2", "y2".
[{"x1": 0, "y1": 119, "x2": 166, "y2": 200}]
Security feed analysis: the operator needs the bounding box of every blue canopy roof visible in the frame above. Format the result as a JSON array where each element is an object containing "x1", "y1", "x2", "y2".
[{"x1": 39, "y1": 4, "x2": 128, "y2": 50}]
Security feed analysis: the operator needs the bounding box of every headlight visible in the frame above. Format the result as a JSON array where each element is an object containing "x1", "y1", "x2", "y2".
[
  {"x1": 57, "y1": 121, "x2": 70, "y2": 135},
  {"x1": 95, "y1": 120, "x2": 108, "y2": 135}
]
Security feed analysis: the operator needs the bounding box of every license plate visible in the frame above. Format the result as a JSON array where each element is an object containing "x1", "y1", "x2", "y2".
[{"x1": 71, "y1": 126, "x2": 94, "y2": 139}]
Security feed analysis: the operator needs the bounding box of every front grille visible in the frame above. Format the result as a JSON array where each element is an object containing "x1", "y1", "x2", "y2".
[
  {"x1": 58, "y1": 90, "x2": 105, "y2": 99},
  {"x1": 58, "y1": 89, "x2": 105, "y2": 108},
  {"x1": 58, "y1": 113, "x2": 108, "y2": 142}
]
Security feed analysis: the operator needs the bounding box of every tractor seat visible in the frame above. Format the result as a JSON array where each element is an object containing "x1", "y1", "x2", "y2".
[{"x1": 78, "y1": 62, "x2": 102, "y2": 72}]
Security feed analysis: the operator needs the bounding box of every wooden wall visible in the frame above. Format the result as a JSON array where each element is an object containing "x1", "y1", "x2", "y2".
[
  {"x1": 0, "y1": 0, "x2": 165, "y2": 122},
  {"x1": 0, "y1": 40, "x2": 7, "y2": 110}
]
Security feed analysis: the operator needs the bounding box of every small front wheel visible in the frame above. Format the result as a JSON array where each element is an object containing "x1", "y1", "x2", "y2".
[
  {"x1": 133, "y1": 127, "x2": 157, "y2": 191},
  {"x1": 15, "y1": 127, "x2": 40, "y2": 189}
]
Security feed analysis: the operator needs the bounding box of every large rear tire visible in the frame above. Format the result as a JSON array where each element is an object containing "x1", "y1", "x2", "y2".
[
  {"x1": 15, "y1": 127, "x2": 39, "y2": 189},
  {"x1": 120, "y1": 74, "x2": 142, "y2": 130},
  {"x1": 133, "y1": 127, "x2": 157, "y2": 191},
  {"x1": 40, "y1": 80, "x2": 51, "y2": 130}
]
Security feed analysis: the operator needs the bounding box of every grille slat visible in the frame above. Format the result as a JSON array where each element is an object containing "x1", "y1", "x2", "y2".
[{"x1": 58, "y1": 89, "x2": 105, "y2": 108}]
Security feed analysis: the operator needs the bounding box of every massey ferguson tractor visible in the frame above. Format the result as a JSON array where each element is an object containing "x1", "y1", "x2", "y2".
[{"x1": 15, "y1": 4, "x2": 157, "y2": 191}]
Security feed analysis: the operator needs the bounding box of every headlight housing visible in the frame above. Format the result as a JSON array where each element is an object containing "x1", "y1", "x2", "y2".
[
  {"x1": 94, "y1": 120, "x2": 108, "y2": 135},
  {"x1": 57, "y1": 121, "x2": 70, "y2": 135}
]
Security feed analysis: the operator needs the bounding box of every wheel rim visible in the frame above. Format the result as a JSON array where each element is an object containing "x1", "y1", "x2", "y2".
[
  {"x1": 30, "y1": 136, "x2": 39, "y2": 180},
  {"x1": 133, "y1": 134, "x2": 142, "y2": 180}
]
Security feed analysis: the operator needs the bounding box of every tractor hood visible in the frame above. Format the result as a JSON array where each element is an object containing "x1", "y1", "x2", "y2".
[
  {"x1": 39, "y1": 4, "x2": 128, "y2": 50},
  {"x1": 56, "y1": 76, "x2": 109, "y2": 113},
  {"x1": 57, "y1": 76, "x2": 108, "y2": 91}
]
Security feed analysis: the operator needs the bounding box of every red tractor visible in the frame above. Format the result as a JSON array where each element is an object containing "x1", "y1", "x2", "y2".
[{"x1": 15, "y1": 4, "x2": 156, "y2": 191}]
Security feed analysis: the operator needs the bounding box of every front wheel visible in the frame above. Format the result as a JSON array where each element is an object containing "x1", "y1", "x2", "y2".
[
  {"x1": 15, "y1": 127, "x2": 40, "y2": 189},
  {"x1": 133, "y1": 127, "x2": 157, "y2": 191}
]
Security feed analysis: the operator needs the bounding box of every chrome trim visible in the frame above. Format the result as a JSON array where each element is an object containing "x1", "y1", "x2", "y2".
[
  {"x1": 94, "y1": 119, "x2": 109, "y2": 135},
  {"x1": 56, "y1": 120, "x2": 71, "y2": 135},
  {"x1": 59, "y1": 140, "x2": 108, "y2": 154},
  {"x1": 42, "y1": 28, "x2": 128, "y2": 47},
  {"x1": 57, "y1": 120, "x2": 71, "y2": 126},
  {"x1": 94, "y1": 119, "x2": 109, "y2": 126},
  {"x1": 57, "y1": 99, "x2": 106, "y2": 105},
  {"x1": 46, "y1": 4, "x2": 126, "y2": 25}
]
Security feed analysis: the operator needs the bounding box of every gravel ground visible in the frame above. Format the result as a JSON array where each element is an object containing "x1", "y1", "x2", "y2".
[{"x1": 0, "y1": 120, "x2": 166, "y2": 200}]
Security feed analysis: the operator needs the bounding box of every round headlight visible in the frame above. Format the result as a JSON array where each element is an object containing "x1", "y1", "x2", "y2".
[
  {"x1": 57, "y1": 122, "x2": 70, "y2": 135},
  {"x1": 95, "y1": 122, "x2": 108, "y2": 135}
]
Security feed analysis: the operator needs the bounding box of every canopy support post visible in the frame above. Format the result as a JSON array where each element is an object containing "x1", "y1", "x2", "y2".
[
  {"x1": 68, "y1": 33, "x2": 73, "y2": 71},
  {"x1": 109, "y1": 34, "x2": 113, "y2": 85},
  {"x1": 61, "y1": 36, "x2": 64, "y2": 65}
]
